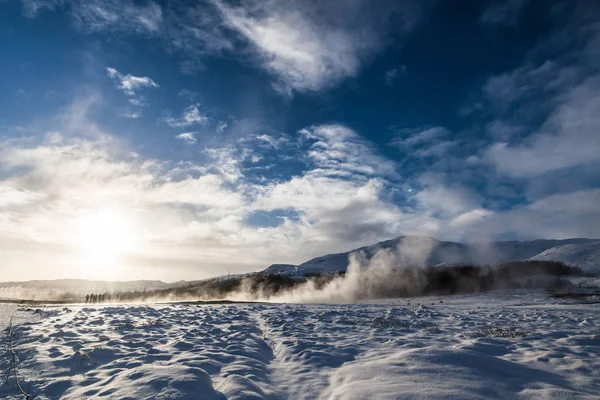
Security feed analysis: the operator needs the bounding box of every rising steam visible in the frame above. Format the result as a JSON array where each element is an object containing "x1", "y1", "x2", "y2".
[{"x1": 230, "y1": 236, "x2": 437, "y2": 303}]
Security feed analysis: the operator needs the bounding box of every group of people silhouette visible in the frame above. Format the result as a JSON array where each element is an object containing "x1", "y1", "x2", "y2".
[{"x1": 85, "y1": 293, "x2": 109, "y2": 303}]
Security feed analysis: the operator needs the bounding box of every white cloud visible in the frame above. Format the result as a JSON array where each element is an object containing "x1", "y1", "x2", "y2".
[
  {"x1": 465, "y1": 189, "x2": 600, "y2": 240},
  {"x1": 164, "y1": 105, "x2": 208, "y2": 128},
  {"x1": 414, "y1": 185, "x2": 483, "y2": 217},
  {"x1": 301, "y1": 124, "x2": 398, "y2": 179},
  {"x1": 106, "y1": 67, "x2": 159, "y2": 96},
  {"x1": 105, "y1": 67, "x2": 157, "y2": 119},
  {"x1": 0, "y1": 186, "x2": 47, "y2": 207},
  {"x1": 486, "y1": 73, "x2": 600, "y2": 177},
  {"x1": 176, "y1": 132, "x2": 197, "y2": 144},
  {"x1": 0, "y1": 101, "x2": 413, "y2": 280},
  {"x1": 146, "y1": 174, "x2": 244, "y2": 210},
  {"x1": 212, "y1": 0, "x2": 422, "y2": 93},
  {"x1": 0, "y1": 128, "x2": 251, "y2": 280},
  {"x1": 1, "y1": 128, "x2": 407, "y2": 280},
  {"x1": 471, "y1": 10, "x2": 600, "y2": 210}
]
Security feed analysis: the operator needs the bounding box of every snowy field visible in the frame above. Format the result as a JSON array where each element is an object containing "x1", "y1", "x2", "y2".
[
  {"x1": 1, "y1": 292, "x2": 599, "y2": 399},
  {"x1": 0, "y1": 303, "x2": 38, "y2": 331}
]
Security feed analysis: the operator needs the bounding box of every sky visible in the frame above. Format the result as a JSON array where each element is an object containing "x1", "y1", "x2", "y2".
[{"x1": 1, "y1": 0, "x2": 599, "y2": 282}]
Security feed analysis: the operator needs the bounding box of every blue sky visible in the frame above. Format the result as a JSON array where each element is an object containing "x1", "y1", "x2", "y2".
[{"x1": 1, "y1": 0, "x2": 599, "y2": 281}]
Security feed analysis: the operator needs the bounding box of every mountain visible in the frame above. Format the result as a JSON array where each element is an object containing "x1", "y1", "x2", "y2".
[
  {"x1": 263, "y1": 236, "x2": 600, "y2": 276},
  {"x1": 529, "y1": 242, "x2": 600, "y2": 271}
]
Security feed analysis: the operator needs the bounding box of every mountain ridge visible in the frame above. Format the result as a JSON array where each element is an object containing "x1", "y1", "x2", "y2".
[{"x1": 263, "y1": 236, "x2": 600, "y2": 276}]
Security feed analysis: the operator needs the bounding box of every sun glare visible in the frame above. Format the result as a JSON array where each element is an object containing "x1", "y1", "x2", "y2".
[{"x1": 74, "y1": 208, "x2": 137, "y2": 277}]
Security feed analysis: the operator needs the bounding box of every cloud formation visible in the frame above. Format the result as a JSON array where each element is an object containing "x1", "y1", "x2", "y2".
[
  {"x1": 1, "y1": 91, "x2": 599, "y2": 281},
  {"x1": 481, "y1": 8, "x2": 600, "y2": 182},
  {"x1": 106, "y1": 67, "x2": 159, "y2": 96},
  {"x1": 22, "y1": 0, "x2": 163, "y2": 33},
  {"x1": 212, "y1": 0, "x2": 423, "y2": 93},
  {"x1": 164, "y1": 105, "x2": 209, "y2": 128},
  {"x1": 176, "y1": 132, "x2": 197, "y2": 144},
  {"x1": 22, "y1": 0, "x2": 427, "y2": 95}
]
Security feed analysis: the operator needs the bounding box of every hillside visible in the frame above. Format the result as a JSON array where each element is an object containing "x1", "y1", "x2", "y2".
[
  {"x1": 0, "y1": 279, "x2": 171, "y2": 301},
  {"x1": 529, "y1": 242, "x2": 600, "y2": 272},
  {"x1": 263, "y1": 236, "x2": 600, "y2": 276}
]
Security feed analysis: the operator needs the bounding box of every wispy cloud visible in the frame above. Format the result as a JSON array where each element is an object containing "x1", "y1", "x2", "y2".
[
  {"x1": 22, "y1": 0, "x2": 163, "y2": 33},
  {"x1": 486, "y1": 74, "x2": 600, "y2": 177},
  {"x1": 105, "y1": 67, "x2": 158, "y2": 119},
  {"x1": 384, "y1": 65, "x2": 406, "y2": 85},
  {"x1": 120, "y1": 110, "x2": 143, "y2": 119},
  {"x1": 481, "y1": 12, "x2": 600, "y2": 179},
  {"x1": 216, "y1": 121, "x2": 228, "y2": 134},
  {"x1": 252, "y1": 134, "x2": 288, "y2": 149},
  {"x1": 391, "y1": 126, "x2": 461, "y2": 160},
  {"x1": 480, "y1": 0, "x2": 527, "y2": 26},
  {"x1": 212, "y1": 0, "x2": 424, "y2": 94},
  {"x1": 300, "y1": 124, "x2": 398, "y2": 179},
  {"x1": 164, "y1": 104, "x2": 208, "y2": 128},
  {"x1": 392, "y1": 126, "x2": 450, "y2": 148},
  {"x1": 22, "y1": 0, "x2": 426, "y2": 96},
  {"x1": 176, "y1": 132, "x2": 197, "y2": 144},
  {"x1": 20, "y1": 0, "x2": 65, "y2": 18},
  {"x1": 106, "y1": 67, "x2": 159, "y2": 96}
]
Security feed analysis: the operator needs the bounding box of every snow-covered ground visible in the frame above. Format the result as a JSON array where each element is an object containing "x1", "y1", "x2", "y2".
[
  {"x1": 0, "y1": 303, "x2": 38, "y2": 331},
  {"x1": 1, "y1": 292, "x2": 599, "y2": 399}
]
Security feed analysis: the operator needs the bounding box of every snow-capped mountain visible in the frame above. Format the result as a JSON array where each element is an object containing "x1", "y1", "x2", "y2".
[
  {"x1": 263, "y1": 236, "x2": 600, "y2": 276},
  {"x1": 529, "y1": 242, "x2": 600, "y2": 272}
]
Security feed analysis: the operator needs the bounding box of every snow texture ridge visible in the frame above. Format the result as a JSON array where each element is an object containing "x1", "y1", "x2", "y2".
[{"x1": 1, "y1": 292, "x2": 599, "y2": 399}]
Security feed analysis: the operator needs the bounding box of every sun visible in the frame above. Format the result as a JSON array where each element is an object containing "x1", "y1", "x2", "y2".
[{"x1": 74, "y1": 208, "x2": 137, "y2": 277}]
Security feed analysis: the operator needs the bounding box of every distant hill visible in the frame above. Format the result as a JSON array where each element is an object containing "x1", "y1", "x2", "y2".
[
  {"x1": 0, "y1": 278, "x2": 169, "y2": 290},
  {"x1": 263, "y1": 236, "x2": 600, "y2": 276},
  {"x1": 0, "y1": 279, "x2": 171, "y2": 301}
]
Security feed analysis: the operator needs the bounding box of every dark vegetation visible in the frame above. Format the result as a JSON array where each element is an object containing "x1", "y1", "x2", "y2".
[
  {"x1": 58, "y1": 260, "x2": 584, "y2": 303},
  {"x1": 477, "y1": 326, "x2": 528, "y2": 338},
  {"x1": 551, "y1": 292, "x2": 600, "y2": 299}
]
